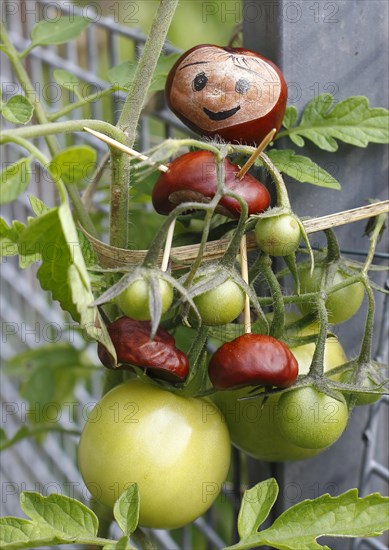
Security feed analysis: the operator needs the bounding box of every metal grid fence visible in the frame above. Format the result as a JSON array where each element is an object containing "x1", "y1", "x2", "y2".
[{"x1": 0, "y1": 1, "x2": 388, "y2": 549}]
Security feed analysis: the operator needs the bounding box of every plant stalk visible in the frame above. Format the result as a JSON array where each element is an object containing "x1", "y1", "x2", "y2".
[
  {"x1": 0, "y1": 21, "x2": 59, "y2": 157},
  {"x1": 117, "y1": 0, "x2": 179, "y2": 143}
]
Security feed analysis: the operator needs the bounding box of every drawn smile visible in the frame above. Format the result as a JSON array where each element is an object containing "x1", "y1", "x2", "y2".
[{"x1": 203, "y1": 105, "x2": 241, "y2": 121}]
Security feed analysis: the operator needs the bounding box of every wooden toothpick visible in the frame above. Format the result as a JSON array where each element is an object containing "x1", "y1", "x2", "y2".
[
  {"x1": 240, "y1": 234, "x2": 251, "y2": 334},
  {"x1": 84, "y1": 127, "x2": 175, "y2": 270},
  {"x1": 161, "y1": 219, "x2": 176, "y2": 272},
  {"x1": 237, "y1": 128, "x2": 277, "y2": 180},
  {"x1": 83, "y1": 127, "x2": 169, "y2": 173}
]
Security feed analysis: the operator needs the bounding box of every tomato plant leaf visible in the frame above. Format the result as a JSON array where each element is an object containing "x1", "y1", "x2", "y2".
[
  {"x1": 30, "y1": 16, "x2": 91, "y2": 47},
  {"x1": 226, "y1": 489, "x2": 389, "y2": 550},
  {"x1": 279, "y1": 94, "x2": 389, "y2": 152},
  {"x1": 113, "y1": 485, "x2": 140, "y2": 536},
  {"x1": 5, "y1": 343, "x2": 94, "y2": 427},
  {"x1": 108, "y1": 53, "x2": 180, "y2": 92},
  {"x1": 282, "y1": 106, "x2": 298, "y2": 130},
  {"x1": 237, "y1": 478, "x2": 278, "y2": 539},
  {"x1": 0, "y1": 157, "x2": 32, "y2": 204},
  {"x1": 1, "y1": 95, "x2": 34, "y2": 124},
  {"x1": 0, "y1": 217, "x2": 19, "y2": 258},
  {"x1": 0, "y1": 217, "x2": 36, "y2": 267},
  {"x1": 103, "y1": 537, "x2": 131, "y2": 550},
  {"x1": 28, "y1": 194, "x2": 51, "y2": 216},
  {"x1": 20, "y1": 492, "x2": 99, "y2": 539},
  {"x1": 49, "y1": 146, "x2": 96, "y2": 186},
  {"x1": 53, "y1": 69, "x2": 82, "y2": 99},
  {"x1": 0, "y1": 516, "x2": 55, "y2": 549},
  {"x1": 266, "y1": 149, "x2": 341, "y2": 189},
  {"x1": 17, "y1": 205, "x2": 116, "y2": 358}
]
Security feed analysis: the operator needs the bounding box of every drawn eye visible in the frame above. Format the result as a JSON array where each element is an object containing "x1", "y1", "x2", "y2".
[
  {"x1": 235, "y1": 78, "x2": 250, "y2": 94},
  {"x1": 192, "y1": 72, "x2": 208, "y2": 92}
]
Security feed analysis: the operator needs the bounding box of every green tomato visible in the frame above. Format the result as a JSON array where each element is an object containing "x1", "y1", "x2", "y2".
[
  {"x1": 339, "y1": 370, "x2": 382, "y2": 406},
  {"x1": 277, "y1": 387, "x2": 349, "y2": 449},
  {"x1": 212, "y1": 335, "x2": 348, "y2": 461},
  {"x1": 78, "y1": 379, "x2": 231, "y2": 529},
  {"x1": 297, "y1": 266, "x2": 365, "y2": 324},
  {"x1": 117, "y1": 278, "x2": 173, "y2": 321},
  {"x1": 255, "y1": 214, "x2": 301, "y2": 256},
  {"x1": 193, "y1": 279, "x2": 244, "y2": 326}
]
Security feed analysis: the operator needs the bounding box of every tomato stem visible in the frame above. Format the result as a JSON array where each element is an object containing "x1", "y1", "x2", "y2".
[
  {"x1": 307, "y1": 293, "x2": 328, "y2": 378},
  {"x1": 260, "y1": 151, "x2": 291, "y2": 209},
  {"x1": 258, "y1": 254, "x2": 285, "y2": 339}
]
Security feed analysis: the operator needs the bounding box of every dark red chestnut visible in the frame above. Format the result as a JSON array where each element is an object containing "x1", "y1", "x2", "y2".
[
  {"x1": 208, "y1": 333, "x2": 298, "y2": 390},
  {"x1": 98, "y1": 317, "x2": 189, "y2": 383},
  {"x1": 152, "y1": 150, "x2": 270, "y2": 218},
  {"x1": 166, "y1": 44, "x2": 287, "y2": 146}
]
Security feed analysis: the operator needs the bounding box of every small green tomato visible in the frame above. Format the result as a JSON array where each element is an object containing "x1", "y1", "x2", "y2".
[
  {"x1": 277, "y1": 387, "x2": 349, "y2": 449},
  {"x1": 118, "y1": 278, "x2": 173, "y2": 321},
  {"x1": 255, "y1": 214, "x2": 301, "y2": 256},
  {"x1": 193, "y1": 279, "x2": 245, "y2": 326}
]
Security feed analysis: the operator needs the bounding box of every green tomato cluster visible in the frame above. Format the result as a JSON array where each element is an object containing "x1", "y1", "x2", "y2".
[{"x1": 212, "y1": 334, "x2": 350, "y2": 461}]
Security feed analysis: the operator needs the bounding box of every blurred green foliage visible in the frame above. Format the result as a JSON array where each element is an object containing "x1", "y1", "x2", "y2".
[{"x1": 75, "y1": 0, "x2": 242, "y2": 50}]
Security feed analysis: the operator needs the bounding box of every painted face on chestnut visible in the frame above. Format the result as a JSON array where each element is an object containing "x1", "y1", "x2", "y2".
[{"x1": 166, "y1": 45, "x2": 287, "y2": 145}]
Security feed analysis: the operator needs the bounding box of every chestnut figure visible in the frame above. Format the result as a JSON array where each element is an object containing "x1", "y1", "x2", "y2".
[
  {"x1": 208, "y1": 333, "x2": 298, "y2": 390},
  {"x1": 166, "y1": 44, "x2": 287, "y2": 146},
  {"x1": 152, "y1": 150, "x2": 270, "y2": 218},
  {"x1": 98, "y1": 316, "x2": 189, "y2": 383}
]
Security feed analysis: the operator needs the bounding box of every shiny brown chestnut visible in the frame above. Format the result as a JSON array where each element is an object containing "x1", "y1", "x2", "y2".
[
  {"x1": 152, "y1": 150, "x2": 271, "y2": 218},
  {"x1": 166, "y1": 44, "x2": 287, "y2": 146},
  {"x1": 98, "y1": 317, "x2": 189, "y2": 383},
  {"x1": 208, "y1": 333, "x2": 298, "y2": 390}
]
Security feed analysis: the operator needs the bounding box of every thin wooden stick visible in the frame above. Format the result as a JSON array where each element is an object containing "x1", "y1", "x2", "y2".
[
  {"x1": 237, "y1": 128, "x2": 277, "y2": 179},
  {"x1": 82, "y1": 194, "x2": 389, "y2": 270},
  {"x1": 161, "y1": 220, "x2": 176, "y2": 272},
  {"x1": 83, "y1": 127, "x2": 169, "y2": 172},
  {"x1": 240, "y1": 235, "x2": 251, "y2": 333}
]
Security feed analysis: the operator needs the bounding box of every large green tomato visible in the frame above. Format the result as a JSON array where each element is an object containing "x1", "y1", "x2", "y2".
[
  {"x1": 193, "y1": 279, "x2": 244, "y2": 325},
  {"x1": 117, "y1": 278, "x2": 173, "y2": 321},
  {"x1": 297, "y1": 266, "x2": 365, "y2": 324},
  {"x1": 212, "y1": 335, "x2": 347, "y2": 462},
  {"x1": 277, "y1": 387, "x2": 349, "y2": 449},
  {"x1": 78, "y1": 380, "x2": 231, "y2": 529}
]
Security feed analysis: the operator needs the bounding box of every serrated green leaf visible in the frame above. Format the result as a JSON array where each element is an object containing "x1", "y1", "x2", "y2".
[
  {"x1": 0, "y1": 516, "x2": 54, "y2": 549},
  {"x1": 17, "y1": 205, "x2": 116, "y2": 357},
  {"x1": 113, "y1": 485, "x2": 139, "y2": 536},
  {"x1": 0, "y1": 217, "x2": 36, "y2": 267},
  {"x1": 227, "y1": 489, "x2": 389, "y2": 550},
  {"x1": 49, "y1": 146, "x2": 96, "y2": 186},
  {"x1": 0, "y1": 157, "x2": 32, "y2": 204},
  {"x1": 284, "y1": 94, "x2": 389, "y2": 152},
  {"x1": 282, "y1": 106, "x2": 298, "y2": 129},
  {"x1": 53, "y1": 69, "x2": 81, "y2": 98},
  {"x1": 20, "y1": 492, "x2": 98, "y2": 539},
  {"x1": 30, "y1": 16, "x2": 91, "y2": 46},
  {"x1": 267, "y1": 149, "x2": 341, "y2": 189},
  {"x1": 0, "y1": 217, "x2": 18, "y2": 257},
  {"x1": 2, "y1": 95, "x2": 34, "y2": 124},
  {"x1": 238, "y1": 479, "x2": 278, "y2": 539}
]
